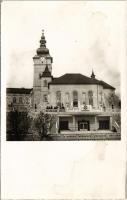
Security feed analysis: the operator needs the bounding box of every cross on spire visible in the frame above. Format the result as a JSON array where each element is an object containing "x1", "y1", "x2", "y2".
[{"x1": 42, "y1": 29, "x2": 44, "y2": 37}]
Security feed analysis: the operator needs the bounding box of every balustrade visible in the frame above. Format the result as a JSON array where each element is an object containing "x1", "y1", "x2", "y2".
[{"x1": 45, "y1": 105, "x2": 120, "y2": 113}]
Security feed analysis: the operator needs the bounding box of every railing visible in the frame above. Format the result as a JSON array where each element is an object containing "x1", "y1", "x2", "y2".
[
  {"x1": 7, "y1": 104, "x2": 120, "y2": 113},
  {"x1": 46, "y1": 108, "x2": 65, "y2": 112},
  {"x1": 45, "y1": 106, "x2": 120, "y2": 113}
]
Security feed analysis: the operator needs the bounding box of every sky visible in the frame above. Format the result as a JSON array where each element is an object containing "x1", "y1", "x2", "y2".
[{"x1": 2, "y1": 1, "x2": 126, "y2": 95}]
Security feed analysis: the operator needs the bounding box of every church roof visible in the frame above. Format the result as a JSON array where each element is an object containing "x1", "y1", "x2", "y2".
[
  {"x1": 49, "y1": 73, "x2": 115, "y2": 89},
  {"x1": 99, "y1": 81, "x2": 115, "y2": 90},
  {"x1": 50, "y1": 73, "x2": 100, "y2": 85},
  {"x1": 7, "y1": 88, "x2": 33, "y2": 94}
]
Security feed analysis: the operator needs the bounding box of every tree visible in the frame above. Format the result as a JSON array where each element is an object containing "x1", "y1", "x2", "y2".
[
  {"x1": 108, "y1": 93, "x2": 121, "y2": 108},
  {"x1": 33, "y1": 111, "x2": 56, "y2": 140},
  {"x1": 7, "y1": 110, "x2": 31, "y2": 141}
]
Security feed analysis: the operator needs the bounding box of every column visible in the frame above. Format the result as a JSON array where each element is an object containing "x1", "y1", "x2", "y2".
[
  {"x1": 110, "y1": 116, "x2": 112, "y2": 131},
  {"x1": 94, "y1": 116, "x2": 97, "y2": 131},
  {"x1": 56, "y1": 116, "x2": 60, "y2": 134},
  {"x1": 72, "y1": 116, "x2": 76, "y2": 131}
]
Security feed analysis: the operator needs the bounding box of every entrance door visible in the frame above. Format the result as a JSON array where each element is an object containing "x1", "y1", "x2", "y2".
[
  {"x1": 99, "y1": 120, "x2": 109, "y2": 130},
  {"x1": 78, "y1": 121, "x2": 89, "y2": 131},
  {"x1": 59, "y1": 121, "x2": 69, "y2": 131}
]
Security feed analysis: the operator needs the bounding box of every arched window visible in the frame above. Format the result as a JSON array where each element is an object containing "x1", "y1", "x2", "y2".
[
  {"x1": 65, "y1": 92, "x2": 70, "y2": 103},
  {"x1": 44, "y1": 80, "x2": 48, "y2": 87},
  {"x1": 73, "y1": 91, "x2": 78, "y2": 107},
  {"x1": 43, "y1": 94, "x2": 48, "y2": 102},
  {"x1": 65, "y1": 92, "x2": 70, "y2": 108},
  {"x1": 82, "y1": 92, "x2": 86, "y2": 104},
  {"x1": 13, "y1": 97, "x2": 16, "y2": 103},
  {"x1": 99, "y1": 91, "x2": 103, "y2": 105},
  {"x1": 88, "y1": 90, "x2": 93, "y2": 106},
  {"x1": 19, "y1": 97, "x2": 23, "y2": 104},
  {"x1": 56, "y1": 91, "x2": 61, "y2": 106}
]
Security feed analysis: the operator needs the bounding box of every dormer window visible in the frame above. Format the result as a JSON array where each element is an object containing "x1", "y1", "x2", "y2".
[{"x1": 44, "y1": 80, "x2": 48, "y2": 87}]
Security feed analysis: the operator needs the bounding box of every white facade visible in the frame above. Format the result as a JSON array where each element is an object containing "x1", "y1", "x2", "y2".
[{"x1": 6, "y1": 31, "x2": 120, "y2": 135}]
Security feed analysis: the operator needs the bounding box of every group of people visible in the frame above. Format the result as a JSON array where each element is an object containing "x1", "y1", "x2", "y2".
[{"x1": 46, "y1": 103, "x2": 65, "y2": 111}]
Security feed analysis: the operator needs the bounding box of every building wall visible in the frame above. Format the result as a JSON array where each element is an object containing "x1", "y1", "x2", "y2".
[
  {"x1": 59, "y1": 116, "x2": 97, "y2": 131},
  {"x1": 33, "y1": 56, "x2": 52, "y2": 106},
  {"x1": 33, "y1": 57, "x2": 52, "y2": 87},
  {"x1": 58, "y1": 115, "x2": 111, "y2": 132},
  {"x1": 49, "y1": 84, "x2": 104, "y2": 109},
  {"x1": 6, "y1": 85, "x2": 115, "y2": 112},
  {"x1": 7, "y1": 93, "x2": 31, "y2": 112}
]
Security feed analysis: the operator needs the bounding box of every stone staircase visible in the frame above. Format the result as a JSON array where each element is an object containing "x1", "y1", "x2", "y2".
[{"x1": 50, "y1": 131, "x2": 121, "y2": 141}]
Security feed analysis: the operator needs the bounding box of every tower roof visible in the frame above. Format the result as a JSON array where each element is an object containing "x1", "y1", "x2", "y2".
[
  {"x1": 41, "y1": 65, "x2": 52, "y2": 77},
  {"x1": 36, "y1": 30, "x2": 49, "y2": 56}
]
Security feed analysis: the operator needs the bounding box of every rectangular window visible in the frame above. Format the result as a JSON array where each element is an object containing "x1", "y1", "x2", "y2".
[
  {"x1": 26, "y1": 97, "x2": 29, "y2": 104},
  {"x1": 44, "y1": 80, "x2": 48, "y2": 87},
  {"x1": 19, "y1": 97, "x2": 23, "y2": 104},
  {"x1": 43, "y1": 94, "x2": 48, "y2": 102},
  {"x1": 13, "y1": 97, "x2": 16, "y2": 103}
]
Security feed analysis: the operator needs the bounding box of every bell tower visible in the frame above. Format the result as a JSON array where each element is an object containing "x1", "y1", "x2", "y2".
[{"x1": 32, "y1": 30, "x2": 53, "y2": 108}]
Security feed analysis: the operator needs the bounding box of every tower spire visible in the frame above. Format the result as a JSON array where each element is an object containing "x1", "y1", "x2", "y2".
[
  {"x1": 40, "y1": 29, "x2": 46, "y2": 48},
  {"x1": 91, "y1": 69, "x2": 95, "y2": 79},
  {"x1": 36, "y1": 29, "x2": 49, "y2": 55}
]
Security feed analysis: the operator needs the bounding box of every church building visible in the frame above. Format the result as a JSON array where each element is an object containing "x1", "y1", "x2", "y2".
[{"x1": 7, "y1": 30, "x2": 120, "y2": 136}]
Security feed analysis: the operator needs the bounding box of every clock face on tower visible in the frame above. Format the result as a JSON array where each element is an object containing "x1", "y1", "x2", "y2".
[{"x1": 40, "y1": 57, "x2": 46, "y2": 64}]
